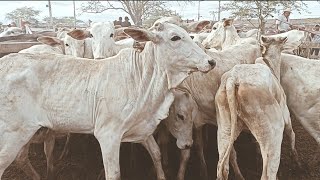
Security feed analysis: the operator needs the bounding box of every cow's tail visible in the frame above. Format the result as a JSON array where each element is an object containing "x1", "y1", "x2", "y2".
[{"x1": 219, "y1": 77, "x2": 238, "y2": 179}]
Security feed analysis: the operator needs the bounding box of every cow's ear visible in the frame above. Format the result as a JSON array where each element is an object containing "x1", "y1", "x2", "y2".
[
  {"x1": 223, "y1": 19, "x2": 233, "y2": 27},
  {"x1": 124, "y1": 28, "x2": 159, "y2": 43},
  {"x1": 37, "y1": 36, "x2": 63, "y2": 47},
  {"x1": 194, "y1": 20, "x2": 210, "y2": 32},
  {"x1": 67, "y1": 29, "x2": 92, "y2": 40}
]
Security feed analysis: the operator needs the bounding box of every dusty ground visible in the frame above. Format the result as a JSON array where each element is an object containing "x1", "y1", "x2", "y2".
[{"x1": 3, "y1": 117, "x2": 319, "y2": 180}]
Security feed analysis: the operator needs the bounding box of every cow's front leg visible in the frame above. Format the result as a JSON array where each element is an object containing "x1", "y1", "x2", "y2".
[
  {"x1": 177, "y1": 148, "x2": 190, "y2": 180},
  {"x1": 95, "y1": 131, "x2": 121, "y2": 180},
  {"x1": 44, "y1": 130, "x2": 56, "y2": 180},
  {"x1": 141, "y1": 136, "x2": 166, "y2": 180},
  {"x1": 0, "y1": 125, "x2": 39, "y2": 179}
]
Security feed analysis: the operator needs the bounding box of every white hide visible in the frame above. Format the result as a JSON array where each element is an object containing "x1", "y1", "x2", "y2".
[
  {"x1": 0, "y1": 22, "x2": 216, "y2": 179},
  {"x1": 0, "y1": 27, "x2": 24, "y2": 37}
]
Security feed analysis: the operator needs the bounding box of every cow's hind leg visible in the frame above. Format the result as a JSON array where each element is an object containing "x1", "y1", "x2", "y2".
[
  {"x1": 15, "y1": 142, "x2": 40, "y2": 180},
  {"x1": 245, "y1": 112, "x2": 283, "y2": 180},
  {"x1": 254, "y1": 131, "x2": 283, "y2": 180},
  {"x1": 216, "y1": 95, "x2": 243, "y2": 180},
  {"x1": 284, "y1": 116, "x2": 303, "y2": 171},
  {"x1": 0, "y1": 125, "x2": 39, "y2": 178},
  {"x1": 230, "y1": 146, "x2": 245, "y2": 180}
]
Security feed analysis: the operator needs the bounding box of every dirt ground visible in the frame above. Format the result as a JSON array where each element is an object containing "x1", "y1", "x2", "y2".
[{"x1": 3, "y1": 117, "x2": 319, "y2": 180}]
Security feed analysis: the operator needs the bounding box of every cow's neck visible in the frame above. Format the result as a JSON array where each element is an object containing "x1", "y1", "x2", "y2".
[
  {"x1": 119, "y1": 42, "x2": 192, "y2": 139},
  {"x1": 263, "y1": 50, "x2": 281, "y2": 79},
  {"x1": 222, "y1": 26, "x2": 241, "y2": 48}
]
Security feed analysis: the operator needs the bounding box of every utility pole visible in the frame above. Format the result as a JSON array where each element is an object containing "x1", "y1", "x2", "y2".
[
  {"x1": 47, "y1": 0, "x2": 53, "y2": 30},
  {"x1": 197, "y1": 0, "x2": 201, "y2": 21},
  {"x1": 73, "y1": 0, "x2": 76, "y2": 28},
  {"x1": 218, "y1": 0, "x2": 221, "y2": 21}
]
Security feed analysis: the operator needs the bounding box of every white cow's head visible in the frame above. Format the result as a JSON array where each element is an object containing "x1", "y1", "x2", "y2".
[
  {"x1": 67, "y1": 22, "x2": 116, "y2": 59},
  {"x1": 165, "y1": 89, "x2": 197, "y2": 149},
  {"x1": 260, "y1": 36, "x2": 288, "y2": 56},
  {"x1": 37, "y1": 35, "x2": 85, "y2": 57},
  {"x1": 202, "y1": 19, "x2": 235, "y2": 49},
  {"x1": 124, "y1": 22, "x2": 217, "y2": 88},
  {"x1": 0, "y1": 27, "x2": 24, "y2": 37}
]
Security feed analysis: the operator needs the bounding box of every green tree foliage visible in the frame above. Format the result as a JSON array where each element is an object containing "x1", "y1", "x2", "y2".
[
  {"x1": 5, "y1": 6, "x2": 41, "y2": 23},
  {"x1": 222, "y1": 1, "x2": 309, "y2": 34}
]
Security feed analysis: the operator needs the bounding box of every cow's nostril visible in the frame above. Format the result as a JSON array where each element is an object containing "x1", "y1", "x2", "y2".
[{"x1": 208, "y1": 60, "x2": 216, "y2": 67}]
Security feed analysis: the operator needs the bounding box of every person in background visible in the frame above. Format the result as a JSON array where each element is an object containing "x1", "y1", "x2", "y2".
[
  {"x1": 88, "y1": 19, "x2": 92, "y2": 27},
  {"x1": 311, "y1": 24, "x2": 320, "y2": 57},
  {"x1": 276, "y1": 8, "x2": 293, "y2": 33},
  {"x1": 114, "y1": 17, "x2": 123, "y2": 26},
  {"x1": 121, "y1": 16, "x2": 131, "y2": 27}
]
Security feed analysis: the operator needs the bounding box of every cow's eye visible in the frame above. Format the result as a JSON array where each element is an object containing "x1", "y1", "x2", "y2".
[
  {"x1": 171, "y1": 36, "x2": 181, "y2": 41},
  {"x1": 212, "y1": 27, "x2": 217, "y2": 30},
  {"x1": 110, "y1": 33, "x2": 114, "y2": 38},
  {"x1": 65, "y1": 44, "x2": 69, "y2": 46},
  {"x1": 89, "y1": 34, "x2": 93, "y2": 38},
  {"x1": 177, "y1": 113, "x2": 185, "y2": 121}
]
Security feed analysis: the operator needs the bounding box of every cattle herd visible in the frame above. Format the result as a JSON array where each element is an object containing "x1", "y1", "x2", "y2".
[{"x1": 0, "y1": 16, "x2": 319, "y2": 180}]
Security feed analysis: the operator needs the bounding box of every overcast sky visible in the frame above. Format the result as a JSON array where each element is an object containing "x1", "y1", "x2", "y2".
[{"x1": 0, "y1": 1, "x2": 319, "y2": 25}]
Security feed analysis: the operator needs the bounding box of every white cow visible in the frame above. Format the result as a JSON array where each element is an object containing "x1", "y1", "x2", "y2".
[
  {"x1": 202, "y1": 19, "x2": 257, "y2": 50},
  {"x1": 67, "y1": 22, "x2": 118, "y2": 59},
  {"x1": 280, "y1": 54, "x2": 320, "y2": 165},
  {"x1": 203, "y1": 18, "x2": 310, "y2": 54},
  {"x1": 67, "y1": 22, "x2": 137, "y2": 59},
  {"x1": 0, "y1": 22, "x2": 217, "y2": 180},
  {"x1": 215, "y1": 36, "x2": 297, "y2": 180},
  {"x1": 20, "y1": 35, "x2": 94, "y2": 59},
  {"x1": 269, "y1": 30, "x2": 310, "y2": 54},
  {"x1": 0, "y1": 27, "x2": 24, "y2": 37}
]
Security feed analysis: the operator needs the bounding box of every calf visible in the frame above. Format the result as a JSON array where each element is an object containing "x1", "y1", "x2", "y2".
[{"x1": 215, "y1": 36, "x2": 298, "y2": 179}]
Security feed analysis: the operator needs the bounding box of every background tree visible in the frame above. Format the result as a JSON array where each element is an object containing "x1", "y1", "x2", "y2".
[
  {"x1": 43, "y1": 16, "x2": 85, "y2": 26},
  {"x1": 222, "y1": 0, "x2": 309, "y2": 34},
  {"x1": 5, "y1": 6, "x2": 41, "y2": 23},
  {"x1": 80, "y1": 1, "x2": 191, "y2": 26}
]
